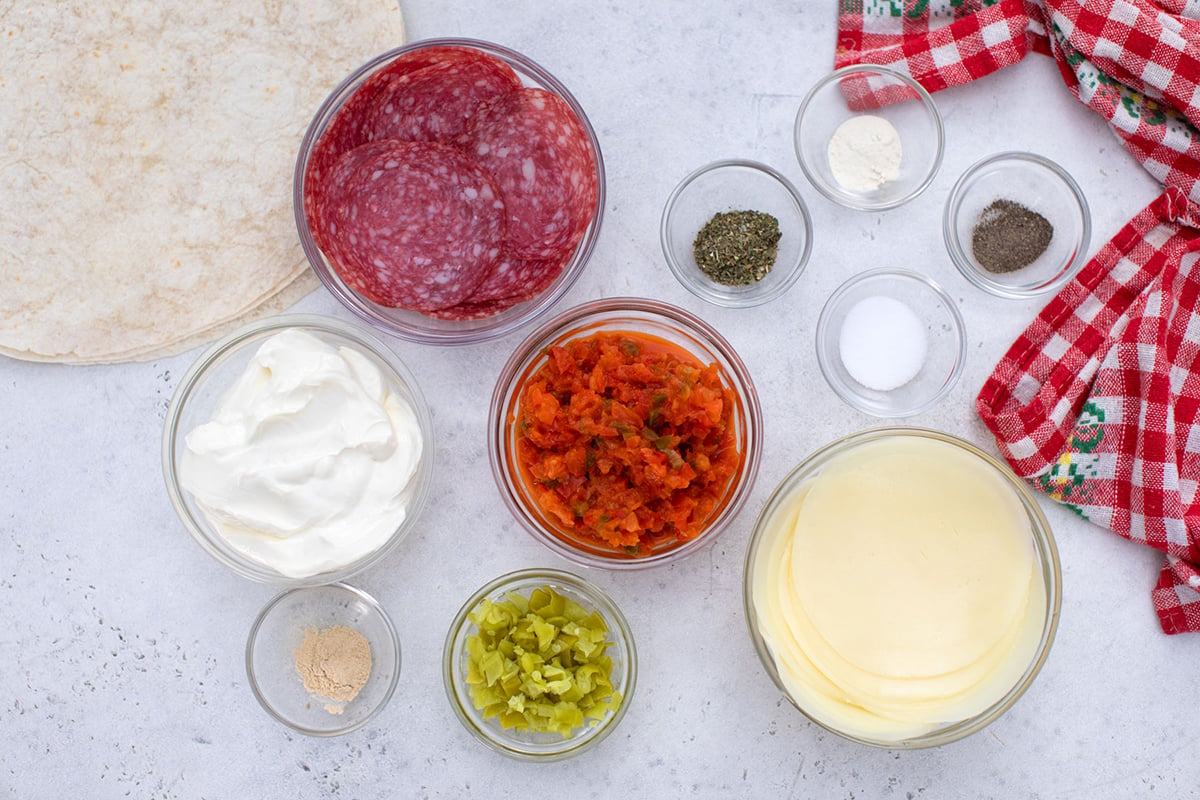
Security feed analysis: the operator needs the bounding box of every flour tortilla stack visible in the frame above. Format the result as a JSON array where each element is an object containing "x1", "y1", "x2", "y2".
[{"x1": 0, "y1": 1, "x2": 405, "y2": 364}]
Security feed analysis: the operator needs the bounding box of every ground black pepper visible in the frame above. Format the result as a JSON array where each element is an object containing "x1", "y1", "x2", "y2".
[
  {"x1": 692, "y1": 210, "x2": 781, "y2": 286},
  {"x1": 971, "y1": 199, "x2": 1054, "y2": 274}
]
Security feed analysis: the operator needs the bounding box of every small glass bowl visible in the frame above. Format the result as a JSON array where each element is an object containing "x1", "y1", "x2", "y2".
[
  {"x1": 794, "y1": 64, "x2": 943, "y2": 210},
  {"x1": 162, "y1": 314, "x2": 435, "y2": 585},
  {"x1": 660, "y1": 159, "x2": 813, "y2": 307},
  {"x1": 743, "y1": 427, "x2": 1062, "y2": 748},
  {"x1": 442, "y1": 568, "x2": 637, "y2": 761},
  {"x1": 488, "y1": 297, "x2": 763, "y2": 569},
  {"x1": 944, "y1": 151, "x2": 1091, "y2": 298},
  {"x1": 294, "y1": 38, "x2": 605, "y2": 345},
  {"x1": 246, "y1": 583, "x2": 401, "y2": 737},
  {"x1": 815, "y1": 268, "x2": 966, "y2": 418}
]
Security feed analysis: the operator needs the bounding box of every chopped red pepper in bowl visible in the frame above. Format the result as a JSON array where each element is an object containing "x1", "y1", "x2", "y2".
[{"x1": 490, "y1": 297, "x2": 762, "y2": 568}]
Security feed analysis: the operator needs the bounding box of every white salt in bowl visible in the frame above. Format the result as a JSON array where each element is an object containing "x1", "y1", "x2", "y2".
[
  {"x1": 794, "y1": 65, "x2": 943, "y2": 211},
  {"x1": 815, "y1": 268, "x2": 966, "y2": 417},
  {"x1": 943, "y1": 151, "x2": 1091, "y2": 298}
]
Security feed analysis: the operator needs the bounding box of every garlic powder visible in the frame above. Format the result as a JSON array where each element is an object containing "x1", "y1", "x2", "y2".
[{"x1": 827, "y1": 115, "x2": 903, "y2": 193}]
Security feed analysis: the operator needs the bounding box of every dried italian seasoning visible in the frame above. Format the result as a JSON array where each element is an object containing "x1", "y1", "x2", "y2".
[
  {"x1": 971, "y1": 199, "x2": 1054, "y2": 274},
  {"x1": 692, "y1": 210, "x2": 781, "y2": 286}
]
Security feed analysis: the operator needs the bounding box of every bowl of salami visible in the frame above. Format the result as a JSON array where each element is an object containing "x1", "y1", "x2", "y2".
[
  {"x1": 295, "y1": 39, "x2": 605, "y2": 345},
  {"x1": 488, "y1": 297, "x2": 763, "y2": 569}
]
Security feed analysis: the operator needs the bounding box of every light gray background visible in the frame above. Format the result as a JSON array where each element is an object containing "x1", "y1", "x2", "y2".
[{"x1": 4, "y1": 2, "x2": 1198, "y2": 798}]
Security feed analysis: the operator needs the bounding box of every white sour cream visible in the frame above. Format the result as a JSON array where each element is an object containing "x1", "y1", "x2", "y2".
[{"x1": 180, "y1": 329, "x2": 423, "y2": 578}]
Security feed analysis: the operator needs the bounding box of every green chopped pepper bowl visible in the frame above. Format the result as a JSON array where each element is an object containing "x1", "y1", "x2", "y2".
[{"x1": 442, "y1": 568, "x2": 637, "y2": 761}]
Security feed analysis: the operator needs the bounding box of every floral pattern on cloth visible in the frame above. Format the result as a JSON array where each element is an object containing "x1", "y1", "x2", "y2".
[{"x1": 836, "y1": 0, "x2": 1200, "y2": 633}]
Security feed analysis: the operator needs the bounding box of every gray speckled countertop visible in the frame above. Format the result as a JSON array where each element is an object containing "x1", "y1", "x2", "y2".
[{"x1": 4, "y1": 2, "x2": 1200, "y2": 798}]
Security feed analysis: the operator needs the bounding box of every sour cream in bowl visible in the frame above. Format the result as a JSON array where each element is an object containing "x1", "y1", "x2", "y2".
[{"x1": 163, "y1": 315, "x2": 434, "y2": 585}]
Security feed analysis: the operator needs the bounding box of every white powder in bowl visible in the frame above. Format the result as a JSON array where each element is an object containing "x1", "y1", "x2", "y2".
[
  {"x1": 838, "y1": 295, "x2": 927, "y2": 391},
  {"x1": 827, "y1": 115, "x2": 902, "y2": 193}
]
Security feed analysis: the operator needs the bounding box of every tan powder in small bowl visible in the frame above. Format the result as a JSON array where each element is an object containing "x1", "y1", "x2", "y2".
[{"x1": 293, "y1": 625, "x2": 372, "y2": 714}]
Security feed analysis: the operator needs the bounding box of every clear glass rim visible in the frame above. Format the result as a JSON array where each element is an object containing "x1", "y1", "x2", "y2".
[
  {"x1": 487, "y1": 296, "x2": 764, "y2": 570},
  {"x1": 441, "y1": 568, "x2": 638, "y2": 761},
  {"x1": 813, "y1": 268, "x2": 967, "y2": 418},
  {"x1": 741, "y1": 425, "x2": 1063, "y2": 749},
  {"x1": 793, "y1": 63, "x2": 944, "y2": 211},
  {"x1": 659, "y1": 158, "x2": 814, "y2": 308},
  {"x1": 292, "y1": 37, "x2": 606, "y2": 345},
  {"x1": 161, "y1": 313, "x2": 436, "y2": 585},
  {"x1": 942, "y1": 150, "x2": 1092, "y2": 299},
  {"x1": 245, "y1": 582, "x2": 402, "y2": 737}
]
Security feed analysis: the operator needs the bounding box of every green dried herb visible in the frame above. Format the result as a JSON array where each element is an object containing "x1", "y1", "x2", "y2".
[{"x1": 692, "y1": 209, "x2": 781, "y2": 286}]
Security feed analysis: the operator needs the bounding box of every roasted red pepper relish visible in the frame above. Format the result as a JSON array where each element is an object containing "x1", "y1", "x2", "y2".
[{"x1": 513, "y1": 331, "x2": 741, "y2": 554}]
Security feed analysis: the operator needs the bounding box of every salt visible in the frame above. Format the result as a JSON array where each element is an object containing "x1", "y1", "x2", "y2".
[{"x1": 838, "y1": 295, "x2": 927, "y2": 391}]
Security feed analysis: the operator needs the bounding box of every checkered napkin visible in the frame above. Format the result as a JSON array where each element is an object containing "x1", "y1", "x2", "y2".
[{"x1": 837, "y1": 0, "x2": 1200, "y2": 633}]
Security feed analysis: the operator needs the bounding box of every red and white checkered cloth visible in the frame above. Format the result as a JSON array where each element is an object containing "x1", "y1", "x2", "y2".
[{"x1": 837, "y1": 1, "x2": 1200, "y2": 633}]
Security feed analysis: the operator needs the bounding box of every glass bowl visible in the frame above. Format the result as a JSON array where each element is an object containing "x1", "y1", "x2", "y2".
[
  {"x1": 162, "y1": 314, "x2": 435, "y2": 585},
  {"x1": 944, "y1": 151, "x2": 1091, "y2": 298},
  {"x1": 442, "y1": 568, "x2": 637, "y2": 761},
  {"x1": 660, "y1": 159, "x2": 813, "y2": 307},
  {"x1": 815, "y1": 268, "x2": 966, "y2": 418},
  {"x1": 794, "y1": 64, "x2": 943, "y2": 210},
  {"x1": 489, "y1": 297, "x2": 763, "y2": 569},
  {"x1": 743, "y1": 427, "x2": 1062, "y2": 748},
  {"x1": 246, "y1": 582, "x2": 401, "y2": 737},
  {"x1": 294, "y1": 38, "x2": 605, "y2": 345}
]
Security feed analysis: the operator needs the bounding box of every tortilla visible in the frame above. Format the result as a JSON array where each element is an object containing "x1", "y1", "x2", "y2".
[{"x1": 0, "y1": 1, "x2": 406, "y2": 364}]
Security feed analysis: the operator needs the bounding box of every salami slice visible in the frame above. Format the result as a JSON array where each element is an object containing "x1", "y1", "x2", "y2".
[
  {"x1": 458, "y1": 87, "x2": 599, "y2": 261},
  {"x1": 467, "y1": 251, "x2": 569, "y2": 304},
  {"x1": 305, "y1": 140, "x2": 397, "y2": 283},
  {"x1": 302, "y1": 65, "x2": 397, "y2": 212},
  {"x1": 304, "y1": 45, "x2": 505, "y2": 206},
  {"x1": 372, "y1": 44, "x2": 492, "y2": 81},
  {"x1": 320, "y1": 140, "x2": 505, "y2": 310},
  {"x1": 431, "y1": 249, "x2": 572, "y2": 319},
  {"x1": 362, "y1": 53, "x2": 520, "y2": 143},
  {"x1": 426, "y1": 296, "x2": 523, "y2": 321}
]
